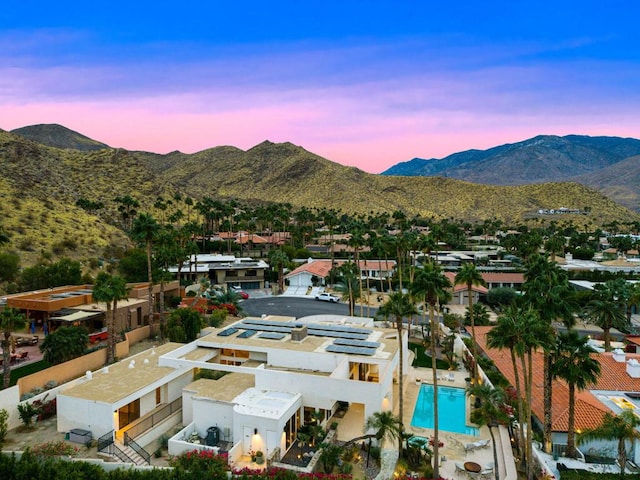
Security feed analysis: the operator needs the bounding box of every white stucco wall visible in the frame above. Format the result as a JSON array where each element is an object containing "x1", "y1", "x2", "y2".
[
  {"x1": 56, "y1": 395, "x2": 114, "y2": 438},
  {"x1": 192, "y1": 397, "x2": 234, "y2": 440}
]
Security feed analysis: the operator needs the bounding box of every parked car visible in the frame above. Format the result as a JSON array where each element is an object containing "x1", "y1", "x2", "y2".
[
  {"x1": 315, "y1": 292, "x2": 340, "y2": 303},
  {"x1": 229, "y1": 285, "x2": 249, "y2": 299}
]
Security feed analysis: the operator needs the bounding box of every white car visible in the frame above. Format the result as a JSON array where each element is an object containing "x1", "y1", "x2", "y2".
[{"x1": 315, "y1": 292, "x2": 340, "y2": 303}]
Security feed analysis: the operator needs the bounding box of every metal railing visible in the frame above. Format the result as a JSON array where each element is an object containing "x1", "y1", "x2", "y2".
[
  {"x1": 97, "y1": 430, "x2": 115, "y2": 454},
  {"x1": 124, "y1": 398, "x2": 182, "y2": 440},
  {"x1": 124, "y1": 432, "x2": 151, "y2": 465}
]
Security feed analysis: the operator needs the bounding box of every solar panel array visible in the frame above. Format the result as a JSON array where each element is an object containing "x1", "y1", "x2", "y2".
[
  {"x1": 333, "y1": 338, "x2": 380, "y2": 349},
  {"x1": 258, "y1": 332, "x2": 286, "y2": 340},
  {"x1": 326, "y1": 344, "x2": 376, "y2": 356},
  {"x1": 237, "y1": 330, "x2": 257, "y2": 338},
  {"x1": 217, "y1": 327, "x2": 238, "y2": 337}
]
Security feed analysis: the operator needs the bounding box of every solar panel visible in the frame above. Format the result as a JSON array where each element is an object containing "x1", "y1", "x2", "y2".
[
  {"x1": 258, "y1": 332, "x2": 286, "y2": 340},
  {"x1": 237, "y1": 323, "x2": 292, "y2": 333},
  {"x1": 334, "y1": 339, "x2": 380, "y2": 348},
  {"x1": 237, "y1": 330, "x2": 257, "y2": 338},
  {"x1": 306, "y1": 322, "x2": 372, "y2": 334},
  {"x1": 307, "y1": 329, "x2": 370, "y2": 340},
  {"x1": 217, "y1": 327, "x2": 239, "y2": 337},
  {"x1": 326, "y1": 344, "x2": 376, "y2": 356}
]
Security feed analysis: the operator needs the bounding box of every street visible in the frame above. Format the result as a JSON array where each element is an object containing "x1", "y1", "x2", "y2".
[{"x1": 240, "y1": 296, "x2": 379, "y2": 319}]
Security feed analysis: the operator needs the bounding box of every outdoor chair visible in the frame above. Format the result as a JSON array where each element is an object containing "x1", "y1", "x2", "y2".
[
  {"x1": 447, "y1": 372, "x2": 455, "y2": 382},
  {"x1": 17, "y1": 351, "x2": 29, "y2": 362},
  {"x1": 464, "y1": 439, "x2": 490, "y2": 452},
  {"x1": 455, "y1": 462, "x2": 467, "y2": 473}
]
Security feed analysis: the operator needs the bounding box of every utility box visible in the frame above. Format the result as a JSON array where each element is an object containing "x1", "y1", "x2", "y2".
[
  {"x1": 68, "y1": 428, "x2": 92, "y2": 444},
  {"x1": 206, "y1": 426, "x2": 220, "y2": 446}
]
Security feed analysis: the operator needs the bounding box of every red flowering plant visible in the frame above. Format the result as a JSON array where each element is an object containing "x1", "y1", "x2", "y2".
[
  {"x1": 428, "y1": 437, "x2": 444, "y2": 448},
  {"x1": 169, "y1": 448, "x2": 229, "y2": 476}
]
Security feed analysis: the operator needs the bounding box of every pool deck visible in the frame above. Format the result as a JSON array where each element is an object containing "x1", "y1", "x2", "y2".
[{"x1": 404, "y1": 366, "x2": 518, "y2": 479}]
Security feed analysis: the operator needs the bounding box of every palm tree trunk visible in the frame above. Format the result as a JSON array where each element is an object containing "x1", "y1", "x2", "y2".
[
  {"x1": 159, "y1": 280, "x2": 166, "y2": 340},
  {"x1": 146, "y1": 239, "x2": 154, "y2": 331},
  {"x1": 567, "y1": 383, "x2": 576, "y2": 458},
  {"x1": 430, "y1": 303, "x2": 440, "y2": 479},
  {"x1": 525, "y1": 350, "x2": 534, "y2": 480},
  {"x1": 468, "y1": 283, "x2": 479, "y2": 381},
  {"x1": 488, "y1": 425, "x2": 500, "y2": 480},
  {"x1": 397, "y1": 319, "x2": 405, "y2": 457},
  {"x1": 106, "y1": 304, "x2": 115, "y2": 364},
  {"x1": 511, "y1": 350, "x2": 526, "y2": 471},
  {"x1": 2, "y1": 335, "x2": 10, "y2": 389},
  {"x1": 543, "y1": 353, "x2": 553, "y2": 453}
]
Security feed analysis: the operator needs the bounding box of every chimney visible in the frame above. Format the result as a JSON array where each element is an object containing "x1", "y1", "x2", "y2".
[
  {"x1": 627, "y1": 359, "x2": 640, "y2": 378},
  {"x1": 613, "y1": 348, "x2": 626, "y2": 363},
  {"x1": 291, "y1": 325, "x2": 308, "y2": 342}
]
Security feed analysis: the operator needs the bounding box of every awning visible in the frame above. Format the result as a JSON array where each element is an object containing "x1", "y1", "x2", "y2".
[{"x1": 50, "y1": 311, "x2": 101, "y2": 322}]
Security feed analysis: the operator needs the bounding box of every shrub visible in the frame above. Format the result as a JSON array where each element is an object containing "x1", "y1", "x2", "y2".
[
  {"x1": 0, "y1": 409, "x2": 8, "y2": 445},
  {"x1": 17, "y1": 402, "x2": 40, "y2": 428},
  {"x1": 30, "y1": 441, "x2": 79, "y2": 457}
]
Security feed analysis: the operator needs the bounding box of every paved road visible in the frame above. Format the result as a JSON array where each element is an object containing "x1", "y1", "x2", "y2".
[{"x1": 241, "y1": 296, "x2": 379, "y2": 319}]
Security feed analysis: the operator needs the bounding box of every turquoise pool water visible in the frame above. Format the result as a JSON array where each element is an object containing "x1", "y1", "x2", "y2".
[{"x1": 410, "y1": 384, "x2": 479, "y2": 436}]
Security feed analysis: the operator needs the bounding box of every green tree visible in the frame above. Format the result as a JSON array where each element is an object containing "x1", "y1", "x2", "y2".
[
  {"x1": 551, "y1": 330, "x2": 601, "y2": 458},
  {"x1": 268, "y1": 248, "x2": 289, "y2": 295},
  {"x1": 578, "y1": 410, "x2": 640, "y2": 477},
  {"x1": 39, "y1": 326, "x2": 89, "y2": 365},
  {"x1": 455, "y1": 263, "x2": 486, "y2": 380},
  {"x1": 466, "y1": 383, "x2": 509, "y2": 480},
  {"x1": 0, "y1": 252, "x2": 20, "y2": 283},
  {"x1": 1, "y1": 307, "x2": 26, "y2": 389},
  {"x1": 166, "y1": 308, "x2": 203, "y2": 343},
  {"x1": 522, "y1": 254, "x2": 577, "y2": 455},
  {"x1": 130, "y1": 213, "x2": 160, "y2": 329},
  {"x1": 117, "y1": 248, "x2": 149, "y2": 282},
  {"x1": 93, "y1": 272, "x2": 130, "y2": 364},
  {"x1": 410, "y1": 263, "x2": 451, "y2": 479},
  {"x1": 333, "y1": 262, "x2": 361, "y2": 316},
  {"x1": 378, "y1": 293, "x2": 417, "y2": 458},
  {"x1": 584, "y1": 280, "x2": 629, "y2": 351}
]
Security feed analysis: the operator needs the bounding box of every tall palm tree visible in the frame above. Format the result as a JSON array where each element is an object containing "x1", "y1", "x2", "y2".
[
  {"x1": 455, "y1": 263, "x2": 486, "y2": 381},
  {"x1": 410, "y1": 263, "x2": 451, "y2": 480},
  {"x1": 487, "y1": 305, "x2": 527, "y2": 470},
  {"x1": 268, "y1": 248, "x2": 289, "y2": 294},
  {"x1": 584, "y1": 280, "x2": 629, "y2": 351},
  {"x1": 466, "y1": 383, "x2": 509, "y2": 480},
  {"x1": 334, "y1": 262, "x2": 361, "y2": 316},
  {"x1": 130, "y1": 213, "x2": 160, "y2": 330},
  {"x1": 578, "y1": 410, "x2": 640, "y2": 477},
  {"x1": 551, "y1": 330, "x2": 601, "y2": 458},
  {"x1": 522, "y1": 254, "x2": 577, "y2": 454},
  {"x1": 364, "y1": 410, "x2": 402, "y2": 445},
  {"x1": 93, "y1": 272, "x2": 130, "y2": 364},
  {"x1": 0, "y1": 307, "x2": 26, "y2": 389},
  {"x1": 378, "y1": 292, "x2": 417, "y2": 458}
]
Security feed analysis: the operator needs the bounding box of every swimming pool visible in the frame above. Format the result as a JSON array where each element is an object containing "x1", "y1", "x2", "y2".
[{"x1": 410, "y1": 383, "x2": 479, "y2": 436}]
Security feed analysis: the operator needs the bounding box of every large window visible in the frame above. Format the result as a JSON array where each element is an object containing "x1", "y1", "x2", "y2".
[{"x1": 118, "y1": 399, "x2": 140, "y2": 429}]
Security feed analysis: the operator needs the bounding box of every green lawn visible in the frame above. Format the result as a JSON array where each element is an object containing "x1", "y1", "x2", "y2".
[{"x1": 409, "y1": 341, "x2": 450, "y2": 369}]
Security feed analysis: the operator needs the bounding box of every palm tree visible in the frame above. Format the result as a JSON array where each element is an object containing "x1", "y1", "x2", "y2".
[
  {"x1": 522, "y1": 254, "x2": 577, "y2": 454},
  {"x1": 378, "y1": 292, "x2": 417, "y2": 457},
  {"x1": 466, "y1": 383, "x2": 509, "y2": 480},
  {"x1": 93, "y1": 272, "x2": 130, "y2": 363},
  {"x1": 584, "y1": 280, "x2": 629, "y2": 351},
  {"x1": 455, "y1": 263, "x2": 486, "y2": 381},
  {"x1": 1, "y1": 307, "x2": 26, "y2": 389},
  {"x1": 364, "y1": 410, "x2": 402, "y2": 445},
  {"x1": 334, "y1": 262, "x2": 361, "y2": 316},
  {"x1": 578, "y1": 410, "x2": 640, "y2": 477},
  {"x1": 130, "y1": 213, "x2": 160, "y2": 330},
  {"x1": 268, "y1": 248, "x2": 289, "y2": 294},
  {"x1": 410, "y1": 263, "x2": 451, "y2": 480},
  {"x1": 551, "y1": 330, "x2": 601, "y2": 458}
]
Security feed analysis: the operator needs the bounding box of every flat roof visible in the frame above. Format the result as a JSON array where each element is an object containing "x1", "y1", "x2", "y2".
[
  {"x1": 60, "y1": 343, "x2": 185, "y2": 404},
  {"x1": 233, "y1": 387, "x2": 301, "y2": 419},
  {"x1": 184, "y1": 373, "x2": 255, "y2": 403}
]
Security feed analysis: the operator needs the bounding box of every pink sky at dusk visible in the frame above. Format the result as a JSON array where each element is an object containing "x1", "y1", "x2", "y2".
[{"x1": 2, "y1": 2, "x2": 640, "y2": 173}]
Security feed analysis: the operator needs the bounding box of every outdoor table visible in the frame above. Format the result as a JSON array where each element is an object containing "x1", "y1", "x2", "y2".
[{"x1": 464, "y1": 461, "x2": 482, "y2": 473}]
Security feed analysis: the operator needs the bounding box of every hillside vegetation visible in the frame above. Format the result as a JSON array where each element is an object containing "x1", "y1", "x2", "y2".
[{"x1": 2, "y1": 128, "x2": 639, "y2": 266}]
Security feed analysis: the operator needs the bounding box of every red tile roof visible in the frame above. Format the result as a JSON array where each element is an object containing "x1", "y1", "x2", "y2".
[{"x1": 474, "y1": 326, "x2": 640, "y2": 432}]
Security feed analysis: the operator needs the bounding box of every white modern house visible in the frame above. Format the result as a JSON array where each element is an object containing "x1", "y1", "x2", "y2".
[{"x1": 55, "y1": 314, "x2": 404, "y2": 467}]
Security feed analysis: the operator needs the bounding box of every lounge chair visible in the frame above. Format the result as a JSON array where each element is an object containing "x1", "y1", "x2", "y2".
[
  {"x1": 464, "y1": 439, "x2": 490, "y2": 452},
  {"x1": 455, "y1": 462, "x2": 467, "y2": 473},
  {"x1": 447, "y1": 372, "x2": 455, "y2": 382}
]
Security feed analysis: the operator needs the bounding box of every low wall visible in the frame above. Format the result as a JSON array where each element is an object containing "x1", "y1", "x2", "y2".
[{"x1": 16, "y1": 325, "x2": 152, "y2": 397}]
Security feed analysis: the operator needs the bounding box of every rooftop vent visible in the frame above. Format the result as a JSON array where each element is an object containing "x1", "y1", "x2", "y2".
[
  {"x1": 291, "y1": 325, "x2": 308, "y2": 343},
  {"x1": 627, "y1": 358, "x2": 640, "y2": 378},
  {"x1": 613, "y1": 349, "x2": 626, "y2": 363}
]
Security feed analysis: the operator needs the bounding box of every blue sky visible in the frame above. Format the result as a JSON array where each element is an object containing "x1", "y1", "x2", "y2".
[{"x1": 1, "y1": 1, "x2": 639, "y2": 172}]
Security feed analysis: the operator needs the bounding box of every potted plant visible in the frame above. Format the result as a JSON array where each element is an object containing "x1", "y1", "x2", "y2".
[{"x1": 255, "y1": 450, "x2": 264, "y2": 464}]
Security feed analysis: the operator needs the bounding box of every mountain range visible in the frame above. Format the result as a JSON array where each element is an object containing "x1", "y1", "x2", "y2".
[
  {"x1": 2, "y1": 124, "x2": 639, "y2": 266},
  {"x1": 381, "y1": 134, "x2": 640, "y2": 211}
]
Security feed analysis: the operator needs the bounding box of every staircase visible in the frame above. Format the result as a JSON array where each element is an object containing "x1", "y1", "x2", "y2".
[{"x1": 97, "y1": 430, "x2": 151, "y2": 466}]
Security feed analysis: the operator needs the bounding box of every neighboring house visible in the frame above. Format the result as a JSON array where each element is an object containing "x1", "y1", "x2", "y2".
[
  {"x1": 284, "y1": 259, "x2": 397, "y2": 288},
  {"x1": 169, "y1": 254, "x2": 269, "y2": 290},
  {"x1": 479, "y1": 272, "x2": 524, "y2": 290},
  {"x1": 443, "y1": 272, "x2": 489, "y2": 305},
  {"x1": 476, "y1": 326, "x2": 640, "y2": 463},
  {"x1": 602, "y1": 248, "x2": 620, "y2": 260},
  {"x1": 3, "y1": 282, "x2": 177, "y2": 334},
  {"x1": 56, "y1": 314, "x2": 403, "y2": 468}
]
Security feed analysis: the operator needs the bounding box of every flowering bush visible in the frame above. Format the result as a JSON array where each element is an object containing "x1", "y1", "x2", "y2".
[
  {"x1": 169, "y1": 448, "x2": 229, "y2": 476},
  {"x1": 428, "y1": 437, "x2": 444, "y2": 448},
  {"x1": 30, "y1": 441, "x2": 79, "y2": 457}
]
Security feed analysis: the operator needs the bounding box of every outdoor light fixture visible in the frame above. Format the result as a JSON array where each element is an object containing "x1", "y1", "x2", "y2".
[{"x1": 254, "y1": 428, "x2": 258, "y2": 435}]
